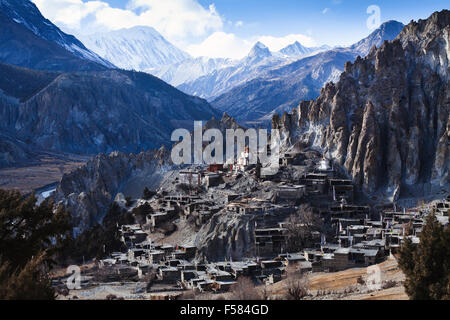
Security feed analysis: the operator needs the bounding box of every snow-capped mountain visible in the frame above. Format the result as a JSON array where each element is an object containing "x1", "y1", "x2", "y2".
[
  {"x1": 0, "y1": 0, "x2": 113, "y2": 68},
  {"x1": 158, "y1": 40, "x2": 325, "y2": 95},
  {"x1": 155, "y1": 56, "x2": 235, "y2": 87},
  {"x1": 279, "y1": 41, "x2": 314, "y2": 57},
  {"x1": 177, "y1": 42, "x2": 291, "y2": 99},
  {"x1": 79, "y1": 26, "x2": 190, "y2": 72},
  {"x1": 246, "y1": 41, "x2": 272, "y2": 64},
  {"x1": 349, "y1": 20, "x2": 404, "y2": 56},
  {"x1": 178, "y1": 21, "x2": 404, "y2": 105},
  {"x1": 209, "y1": 20, "x2": 405, "y2": 124},
  {"x1": 156, "y1": 41, "x2": 285, "y2": 91}
]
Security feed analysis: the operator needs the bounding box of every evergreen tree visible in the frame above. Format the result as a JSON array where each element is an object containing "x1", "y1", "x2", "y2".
[
  {"x1": 398, "y1": 237, "x2": 416, "y2": 293},
  {"x1": 398, "y1": 213, "x2": 450, "y2": 300},
  {"x1": 0, "y1": 189, "x2": 71, "y2": 299},
  {"x1": 0, "y1": 253, "x2": 55, "y2": 300},
  {"x1": 60, "y1": 202, "x2": 131, "y2": 263}
]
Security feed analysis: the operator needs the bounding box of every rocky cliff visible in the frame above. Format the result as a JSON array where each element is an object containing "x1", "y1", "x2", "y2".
[
  {"x1": 272, "y1": 10, "x2": 449, "y2": 199},
  {"x1": 54, "y1": 147, "x2": 172, "y2": 232},
  {"x1": 195, "y1": 211, "x2": 258, "y2": 262}
]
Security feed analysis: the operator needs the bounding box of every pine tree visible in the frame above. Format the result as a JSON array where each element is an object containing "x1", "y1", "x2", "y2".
[
  {"x1": 399, "y1": 213, "x2": 450, "y2": 300},
  {"x1": 0, "y1": 189, "x2": 71, "y2": 299},
  {"x1": 0, "y1": 253, "x2": 55, "y2": 300},
  {"x1": 398, "y1": 237, "x2": 415, "y2": 279}
]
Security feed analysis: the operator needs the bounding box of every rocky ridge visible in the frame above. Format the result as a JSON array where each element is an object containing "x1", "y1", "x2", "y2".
[{"x1": 54, "y1": 147, "x2": 172, "y2": 232}]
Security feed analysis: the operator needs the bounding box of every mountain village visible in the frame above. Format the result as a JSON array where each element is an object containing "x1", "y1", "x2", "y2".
[{"x1": 52, "y1": 144, "x2": 449, "y2": 299}]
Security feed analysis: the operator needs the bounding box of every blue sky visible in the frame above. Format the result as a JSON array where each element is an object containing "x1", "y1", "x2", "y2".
[
  {"x1": 204, "y1": 0, "x2": 449, "y2": 45},
  {"x1": 33, "y1": 0, "x2": 449, "y2": 59}
]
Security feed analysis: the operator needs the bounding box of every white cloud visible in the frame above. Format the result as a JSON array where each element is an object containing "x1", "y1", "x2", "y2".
[
  {"x1": 32, "y1": 0, "x2": 317, "y2": 60},
  {"x1": 322, "y1": 8, "x2": 330, "y2": 14},
  {"x1": 186, "y1": 32, "x2": 252, "y2": 59},
  {"x1": 32, "y1": 0, "x2": 223, "y2": 45},
  {"x1": 33, "y1": 0, "x2": 108, "y2": 30}
]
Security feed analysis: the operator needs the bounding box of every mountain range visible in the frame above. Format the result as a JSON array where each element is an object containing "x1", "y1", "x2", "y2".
[
  {"x1": 174, "y1": 41, "x2": 332, "y2": 102},
  {"x1": 67, "y1": 12, "x2": 404, "y2": 126},
  {"x1": 209, "y1": 20, "x2": 405, "y2": 124},
  {"x1": 0, "y1": 0, "x2": 447, "y2": 204},
  {"x1": 0, "y1": 0, "x2": 218, "y2": 166},
  {"x1": 79, "y1": 25, "x2": 333, "y2": 104}
]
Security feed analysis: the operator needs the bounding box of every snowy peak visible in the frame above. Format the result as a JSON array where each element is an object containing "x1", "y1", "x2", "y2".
[
  {"x1": 249, "y1": 42, "x2": 272, "y2": 58},
  {"x1": 279, "y1": 41, "x2": 312, "y2": 57},
  {"x1": 80, "y1": 26, "x2": 190, "y2": 72},
  {"x1": 98, "y1": 26, "x2": 168, "y2": 43},
  {"x1": 350, "y1": 20, "x2": 404, "y2": 56},
  {"x1": 246, "y1": 41, "x2": 272, "y2": 63},
  {"x1": 155, "y1": 55, "x2": 235, "y2": 87}
]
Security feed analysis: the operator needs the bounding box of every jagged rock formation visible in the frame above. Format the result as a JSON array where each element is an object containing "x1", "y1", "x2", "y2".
[
  {"x1": 272, "y1": 10, "x2": 449, "y2": 199},
  {"x1": 0, "y1": 63, "x2": 219, "y2": 155},
  {"x1": 50, "y1": 112, "x2": 240, "y2": 232},
  {"x1": 53, "y1": 147, "x2": 172, "y2": 232},
  {"x1": 195, "y1": 211, "x2": 257, "y2": 261},
  {"x1": 204, "y1": 112, "x2": 243, "y2": 132}
]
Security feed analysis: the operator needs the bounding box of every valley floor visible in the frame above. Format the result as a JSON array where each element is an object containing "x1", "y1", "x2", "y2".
[{"x1": 0, "y1": 152, "x2": 90, "y2": 193}]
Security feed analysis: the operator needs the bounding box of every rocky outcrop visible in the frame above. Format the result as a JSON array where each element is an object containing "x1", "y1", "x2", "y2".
[
  {"x1": 53, "y1": 147, "x2": 172, "y2": 232},
  {"x1": 194, "y1": 211, "x2": 258, "y2": 262},
  {"x1": 204, "y1": 112, "x2": 243, "y2": 132},
  {"x1": 272, "y1": 10, "x2": 449, "y2": 199}
]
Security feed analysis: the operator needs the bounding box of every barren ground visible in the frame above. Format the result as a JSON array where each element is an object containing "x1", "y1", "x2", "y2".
[
  {"x1": 265, "y1": 256, "x2": 408, "y2": 300},
  {"x1": 0, "y1": 152, "x2": 90, "y2": 193}
]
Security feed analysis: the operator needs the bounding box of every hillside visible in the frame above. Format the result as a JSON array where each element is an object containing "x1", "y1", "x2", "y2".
[{"x1": 0, "y1": 65, "x2": 220, "y2": 156}]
